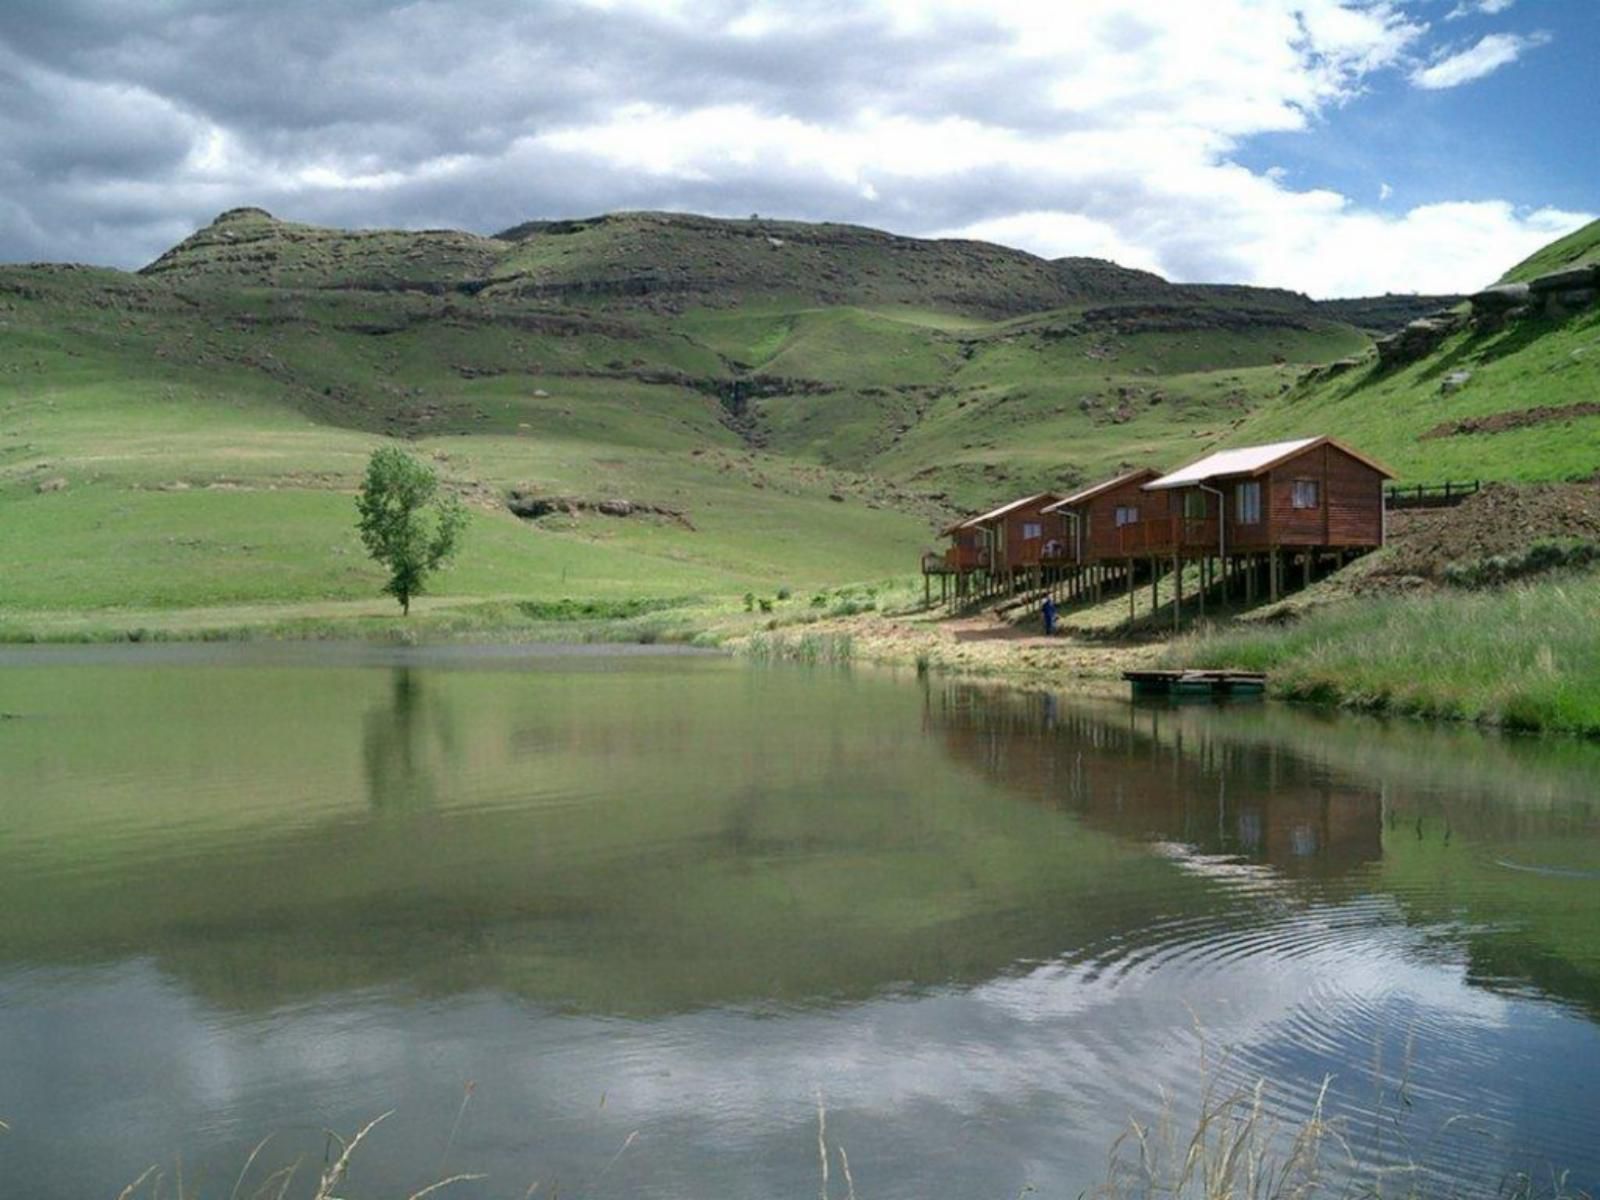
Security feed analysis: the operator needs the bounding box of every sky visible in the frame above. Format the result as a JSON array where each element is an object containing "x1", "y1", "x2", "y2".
[{"x1": 0, "y1": 0, "x2": 1594, "y2": 297}]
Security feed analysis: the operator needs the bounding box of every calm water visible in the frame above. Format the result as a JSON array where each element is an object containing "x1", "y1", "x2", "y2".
[{"x1": 1, "y1": 646, "x2": 1598, "y2": 1199}]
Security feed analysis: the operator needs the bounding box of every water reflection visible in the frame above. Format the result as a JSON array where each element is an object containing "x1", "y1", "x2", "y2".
[
  {"x1": 925, "y1": 681, "x2": 1600, "y2": 1018},
  {"x1": 928, "y1": 685, "x2": 1384, "y2": 878},
  {"x1": 1, "y1": 649, "x2": 1598, "y2": 1199},
  {"x1": 363, "y1": 667, "x2": 457, "y2": 811}
]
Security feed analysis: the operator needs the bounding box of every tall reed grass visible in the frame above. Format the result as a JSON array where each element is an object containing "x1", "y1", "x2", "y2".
[
  {"x1": 106, "y1": 1074, "x2": 1591, "y2": 1200},
  {"x1": 1172, "y1": 570, "x2": 1600, "y2": 736},
  {"x1": 743, "y1": 630, "x2": 856, "y2": 665}
]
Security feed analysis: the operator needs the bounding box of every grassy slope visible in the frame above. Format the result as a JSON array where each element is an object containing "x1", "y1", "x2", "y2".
[
  {"x1": 0, "y1": 266, "x2": 927, "y2": 622},
  {"x1": 1500, "y1": 217, "x2": 1600, "y2": 283},
  {"x1": 1234, "y1": 306, "x2": 1600, "y2": 482}
]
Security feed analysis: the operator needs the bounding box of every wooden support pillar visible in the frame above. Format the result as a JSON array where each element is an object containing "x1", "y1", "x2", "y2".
[
  {"x1": 1270, "y1": 548, "x2": 1280, "y2": 601},
  {"x1": 1174, "y1": 554, "x2": 1183, "y2": 631},
  {"x1": 1198, "y1": 556, "x2": 1206, "y2": 618},
  {"x1": 1129, "y1": 559, "x2": 1136, "y2": 623},
  {"x1": 1302, "y1": 549, "x2": 1312, "y2": 590},
  {"x1": 1245, "y1": 555, "x2": 1255, "y2": 605},
  {"x1": 924, "y1": 573, "x2": 931, "y2": 608},
  {"x1": 1150, "y1": 557, "x2": 1159, "y2": 612}
]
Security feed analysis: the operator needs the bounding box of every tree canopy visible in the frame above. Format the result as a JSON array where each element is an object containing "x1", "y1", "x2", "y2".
[{"x1": 355, "y1": 447, "x2": 468, "y2": 614}]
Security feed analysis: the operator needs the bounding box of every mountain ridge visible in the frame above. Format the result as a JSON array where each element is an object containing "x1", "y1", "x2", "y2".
[{"x1": 134, "y1": 206, "x2": 1457, "y2": 329}]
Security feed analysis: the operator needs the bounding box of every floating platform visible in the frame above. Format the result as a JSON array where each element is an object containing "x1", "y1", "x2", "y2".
[{"x1": 1123, "y1": 669, "x2": 1267, "y2": 697}]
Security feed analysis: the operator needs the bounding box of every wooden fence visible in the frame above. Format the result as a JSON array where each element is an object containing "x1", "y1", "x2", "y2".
[{"x1": 1385, "y1": 480, "x2": 1480, "y2": 510}]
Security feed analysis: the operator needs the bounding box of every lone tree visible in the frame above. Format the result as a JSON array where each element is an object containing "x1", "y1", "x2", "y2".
[{"x1": 355, "y1": 447, "x2": 468, "y2": 615}]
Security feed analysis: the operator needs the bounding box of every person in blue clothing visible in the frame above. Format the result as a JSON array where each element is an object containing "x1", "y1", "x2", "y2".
[{"x1": 1042, "y1": 595, "x2": 1056, "y2": 636}]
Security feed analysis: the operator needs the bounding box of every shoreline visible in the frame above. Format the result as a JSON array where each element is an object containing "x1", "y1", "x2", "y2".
[{"x1": 0, "y1": 594, "x2": 1165, "y2": 697}]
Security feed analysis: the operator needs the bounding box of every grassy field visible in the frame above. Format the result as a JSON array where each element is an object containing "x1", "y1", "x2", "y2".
[{"x1": 1171, "y1": 566, "x2": 1600, "y2": 736}]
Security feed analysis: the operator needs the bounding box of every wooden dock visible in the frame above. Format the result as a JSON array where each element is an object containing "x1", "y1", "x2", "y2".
[{"x1": 1123, "y1": 669, "x2": 1267, "y2": 697}]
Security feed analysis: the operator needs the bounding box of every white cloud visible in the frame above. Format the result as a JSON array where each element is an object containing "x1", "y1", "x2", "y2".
[
  {"x1": 1447, "y1": 0, "x2": 1516, "y2": 19},
  {"x1": 1410, "y1": 31, "x2": 1551, "y2": 89},
  {"x1": 1379, "y1": 182, "x2": 1393, "y2": 201},
  {"x1": 541, "y1": 98, "x2": 1592, "y2": 296}
]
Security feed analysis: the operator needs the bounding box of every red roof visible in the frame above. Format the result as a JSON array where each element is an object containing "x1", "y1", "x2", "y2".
[
  {"x1": 1041, "y1": 468, "x2": 1161, "y2": 513},
  {"x1": 941, "y1": 491, "x2": 1062, "y2": 536}
]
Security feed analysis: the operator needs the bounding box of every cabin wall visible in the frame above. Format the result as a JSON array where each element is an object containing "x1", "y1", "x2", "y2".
[
  {"x1": 994, "y1": 499, "x2": 1066, "y2": 569},
  {"x1": 1080, "y1": 479, "x2": 1168, "y2": 561},
  {"x1": 1267, "y1": 444, "x2": 1385, "y2": 547},
  {"x1": 1223, "y1": 478, "x2": 1272, "y2": 551}
]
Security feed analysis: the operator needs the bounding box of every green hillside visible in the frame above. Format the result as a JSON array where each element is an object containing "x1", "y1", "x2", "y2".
[
  {"x1": 0, "y1": 206, "x2": 1559, "y2": 633},
  {"x1": 1236, "y1": 224, "x2": 1600, "y2": 483},
  {"x1": 1500, "y1": 217, "x2": 1600, "y2": 284}
]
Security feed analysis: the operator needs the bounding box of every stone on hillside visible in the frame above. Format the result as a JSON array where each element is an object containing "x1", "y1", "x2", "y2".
[
  {"x1": 1376, "y1": 315, "x2": 1458, "y2": 367},
  {"x1": 1470, "y1": 282, "x2": 1529, "y2": 312},
  {"x1": 35, "y1": 476, "x2": 68, "y2": 493},
  {"x1": 1528, "y1": 264, "x2": 1600, "y2": 293},
  {"x1": 596, "y1": 499, "x2": 633, "y2": 516},
  {"x1": 1441, "y1": 370, "x2": 1473, "y2": 393}
]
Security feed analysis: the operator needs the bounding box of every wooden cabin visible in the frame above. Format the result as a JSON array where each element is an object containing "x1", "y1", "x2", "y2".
[
  {"x1": 941, "y1": 491, "x2": 1064, "y2": 574},
  {"x1": 1041, "y1": 468, "x2": 1162, "y2": 564},
  {"x1": 1126, "y1": 437, "x2": 1394, "y2": 559}
]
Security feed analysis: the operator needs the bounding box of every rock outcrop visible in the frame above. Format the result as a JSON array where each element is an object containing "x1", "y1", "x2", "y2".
[
  {"x1": 507, "y1": 491, "x2": 695, "y2": 529},
  {"x1": 1375, "y1": 311, "x2": 1467, "y2": 367},
  {"x1": 1467, "y1": 263, "x2": 1600, "y2": 327}
]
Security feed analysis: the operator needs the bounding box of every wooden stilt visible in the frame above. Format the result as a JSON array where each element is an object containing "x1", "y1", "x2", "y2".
[
  {"x1": 1302, "y1": 550, "x2": 1312, "y2": 590},
  {"x1": 1174, "y1": 554, "x2": 1183, "y2": 631},
  {"x1": 1270, "y1": 549, "x2": 1280, "y2": 601}
]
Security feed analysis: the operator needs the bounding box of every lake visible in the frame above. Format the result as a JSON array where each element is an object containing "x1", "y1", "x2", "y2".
[{"x1": 1, "y1": 645, "x2": 1598, "y2": 1199}]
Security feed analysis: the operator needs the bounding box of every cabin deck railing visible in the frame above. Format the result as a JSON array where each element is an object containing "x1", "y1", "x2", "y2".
[
  {"x1": 1117, "y1": 517, "x2": 1219, "y2": 555},
  {"x1": 943, "y1": 546, "x2": 992, "y2": 572}
]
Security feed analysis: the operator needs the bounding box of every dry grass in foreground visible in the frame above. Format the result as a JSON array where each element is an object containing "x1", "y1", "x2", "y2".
[{"x1": 95, "y1": 1071, "x2": 1594, "y2": 1200}]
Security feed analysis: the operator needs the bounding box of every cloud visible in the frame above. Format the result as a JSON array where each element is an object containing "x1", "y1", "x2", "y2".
[
  {"x1": 1379, "y1": 182, "x2": 1393, "y2": 201},
  {"x1": 1446, "y1": 0, "x2": 1516, "y2": 19},
  {"x1": 1410, "y1": 31, "x2": 1551, "y2": 89},
  {"x1": 0, "y1": 0, "x2": 1587, "y2": 296}
]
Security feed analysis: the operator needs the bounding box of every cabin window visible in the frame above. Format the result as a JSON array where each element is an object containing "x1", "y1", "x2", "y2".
[
  {"x1": 1183, "y1": 492, "x2": 1207, "y2": 519},
  {"x1": 1022, "y1": 522, "x2": 1042, "y2": 540},
  {"x1": 1114, "y1": 505, "x2": 1139, "y2": 527},
  {"x1": 1236, "y1": 481, "x2": 1262, "y2": 524},
  {"x1": 1292, "y1": 479, "x2": 1320, "y2": 509}
]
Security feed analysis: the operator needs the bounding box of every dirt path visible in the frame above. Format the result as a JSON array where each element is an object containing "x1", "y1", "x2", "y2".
[{"x1": 809, "y1": 607, "x2": 1168, "y2": 689}]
